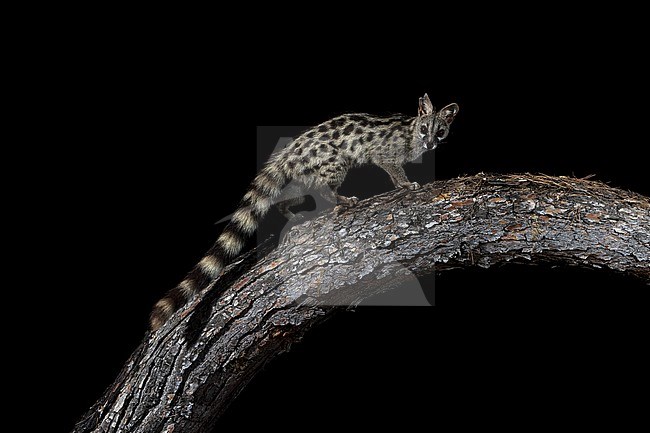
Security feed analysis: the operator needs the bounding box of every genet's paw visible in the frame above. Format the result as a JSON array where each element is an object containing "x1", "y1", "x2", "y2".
[
  {"x1": 334, "y1": 196, "x2": 359, "y2": 213},
  {"x1": 289, "y1": 213, "x2": 307, "y2": 224},
  {"x1": 338, "y1": 195, "x2": 359, "y2": 206},
  {"x1": 280, "y1": 214, "x2": 309, "y2": 244},
  {"x1": 399, "y1": 182, "x2": 421, "y2": 191}
]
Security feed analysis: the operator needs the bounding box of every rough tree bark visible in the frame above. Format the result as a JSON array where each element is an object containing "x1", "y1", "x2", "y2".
[{"x1": 73, "y1": 174, "x2": 649, "y2": 433}]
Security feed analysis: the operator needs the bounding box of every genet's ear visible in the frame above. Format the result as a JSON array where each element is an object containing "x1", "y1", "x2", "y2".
[
  {"x1": 438, "y1": 103, "x2": 459, "y2": 124},
  {"x1": 418, "y1": 93, "x2": 434, "y2": 116}
]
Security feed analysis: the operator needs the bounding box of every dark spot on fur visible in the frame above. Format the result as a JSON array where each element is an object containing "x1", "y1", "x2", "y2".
[
  {"x1": 330, "y1": 147, "x2": 338, "y2": 155},
  {"x1": 305, "y1": 140, "x2": 313, "y2": 146},
  {"x1": 340, "y1": 140, "x2": 348, "y2": 149},
  {"x1": 306, "y1": 131, "x2": 315, "y2": 138},
  {"x1": 378, "y1": 130, "x2": 386, "y2": 138},
  {"x1": 367, "y1": 132, "x2": 374, "y2": 141},
  {"x1": 359, "y1": 137, "x2": 364, "y2": 145},
  {"x1": 287, "y1": 161, "x2": 295, "y2": 170},
  {"x1": 318, "y1": 125, "x2": 328, "y2": 132},
  {"x1": 319, "y1": 134, "x2": 330, "y2": 141},
  {"x1": 343, "y1": 124, "x2": 354, "y2": 135},
  {"x1": 358, "y1": 118, "x2": 368, "y2": 126},
  {"x1": 310, "y1": 148, "x2": 317, "y2": 157},
  {"x1": 295, "y1": 148, "x2": 303, "y2": 156},
  {"x1": 319, "y1": 143, "x2": 327, "y2": 149},
  {"x1": 302, "y1": 168, "x2": 314, "y2": 175},
  {"x1": 355, "y1": 128, "x2": 363, "y2": 135},
  {"x1": 332, "y1": 130, "x2": 340, "y2": 139},
  {"x1": 328, "y1": 156, "x2": 336, "y2": 163}
]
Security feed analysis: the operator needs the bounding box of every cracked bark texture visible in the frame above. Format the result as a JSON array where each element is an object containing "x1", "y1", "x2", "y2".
[{"x1": 73, "y1": 174, "x2": 650, "y2": 433}]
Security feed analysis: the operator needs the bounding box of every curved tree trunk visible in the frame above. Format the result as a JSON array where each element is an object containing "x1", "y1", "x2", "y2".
[{"x1": 73, "y1": 174, "x2": 650, "y2": 433}]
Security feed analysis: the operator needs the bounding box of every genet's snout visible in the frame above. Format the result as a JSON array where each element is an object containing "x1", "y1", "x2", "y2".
[{"x1": 425, "y1": 139, "x2": 438, "y2": 150}]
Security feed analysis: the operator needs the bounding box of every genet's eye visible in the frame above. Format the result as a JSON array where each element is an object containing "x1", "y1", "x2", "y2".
[
  {"x1": 420, "y1": 125, "x2": 428, "y2": 134},
  {"x1": 436, "y1": 128, "x2": 446, "y2": 138}
]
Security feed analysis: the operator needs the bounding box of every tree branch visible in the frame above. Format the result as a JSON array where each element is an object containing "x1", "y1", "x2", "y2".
[{"x1": 73, "y1": 174, "x2": 650, "y2": 433}]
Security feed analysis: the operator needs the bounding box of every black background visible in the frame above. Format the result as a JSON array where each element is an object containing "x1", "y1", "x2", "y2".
[{"x1": 41, "y1": 29, "x2": 650, "y2": 432}]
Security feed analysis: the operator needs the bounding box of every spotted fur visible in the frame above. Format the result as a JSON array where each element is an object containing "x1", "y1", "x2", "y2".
[{"x1": 149, "y1": 94, "x2": 459, "y2": 330}]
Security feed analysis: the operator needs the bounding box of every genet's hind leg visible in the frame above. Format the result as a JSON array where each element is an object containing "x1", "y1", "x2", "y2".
[
  {"x1": 278, "y1": 184, "x2": 308, "y2": 244},
  {"x1": 376, "y1": 162, "x2": 420, "y2": 190},
  {"x1": 316, "y1": 164, "x2": 357, "y2": 207},
  {"x1": 277, "y1": 184, "x2": 306, "y2": 221},
  {"x1": 321, "y1": 183, "x2": 359, "y2": 207}
]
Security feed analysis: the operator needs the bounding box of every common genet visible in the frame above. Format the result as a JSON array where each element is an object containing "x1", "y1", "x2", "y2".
[{"x1": 150, "y1": 94, "x2": 459, "y2": 330}]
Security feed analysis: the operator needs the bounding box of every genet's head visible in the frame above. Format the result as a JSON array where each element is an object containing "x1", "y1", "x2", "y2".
[{"x1": 414, "y1": 94, "x2": 459, "y2": 151}]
